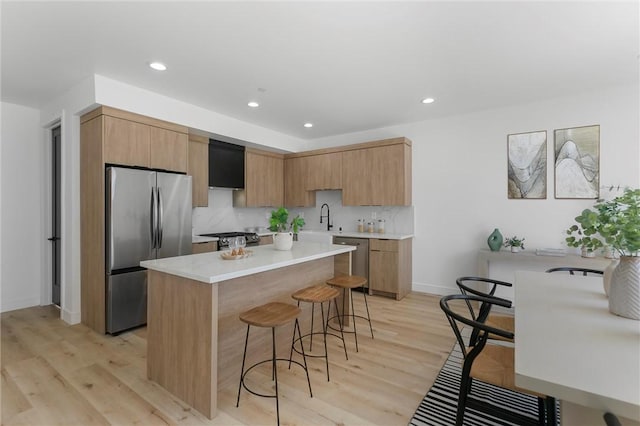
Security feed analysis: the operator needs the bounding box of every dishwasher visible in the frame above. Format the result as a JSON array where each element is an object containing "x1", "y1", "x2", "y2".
[{"x1": 333, "y1": 236, "x2": 369, "y2": 291}]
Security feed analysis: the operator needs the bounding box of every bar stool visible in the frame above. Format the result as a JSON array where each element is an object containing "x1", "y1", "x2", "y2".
[
  {"x1": 289, "y1": 284, "x2": 348, "y2": 381},
  {"x1": 236, "y1": 302, "x2": 312, "y2": 425},
  {"x1": 326, "y1": 275, "x2": 374, "y2": 352}
]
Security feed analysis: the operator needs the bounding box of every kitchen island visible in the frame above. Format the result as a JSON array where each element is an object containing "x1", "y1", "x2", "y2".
[{"x1": 140, "y1": 241, "x2": 355, "y2": 419}]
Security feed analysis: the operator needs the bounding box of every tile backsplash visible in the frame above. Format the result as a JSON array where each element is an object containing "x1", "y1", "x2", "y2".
[{"x1": 192, "y1": 189, "x2": 414, "y2": 235}]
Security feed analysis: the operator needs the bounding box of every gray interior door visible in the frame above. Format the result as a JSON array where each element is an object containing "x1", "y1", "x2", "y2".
[{"x1": 49, "y1": 126, "x2": 61, "y2": 306}]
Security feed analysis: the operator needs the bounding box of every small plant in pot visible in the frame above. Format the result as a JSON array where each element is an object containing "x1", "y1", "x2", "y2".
[
  {"x1": 504, "y1": 236, "x2": 525, "y2": 253},
  {"x1": 565, "y1": 210, "x2": 604, "y2": 258},
  {"x1": 269, "y1": 207, "x2": 305, "y2": 251}
]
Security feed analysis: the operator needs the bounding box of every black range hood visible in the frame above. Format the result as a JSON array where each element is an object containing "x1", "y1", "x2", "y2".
[{"x1": 208, "y1": 139, "x2": 245, "y2": 189}]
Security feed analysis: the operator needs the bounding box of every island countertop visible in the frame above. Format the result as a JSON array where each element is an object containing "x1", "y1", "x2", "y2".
[{"x1": 141, "y1": 241, "x2": 355, "y2": 284}]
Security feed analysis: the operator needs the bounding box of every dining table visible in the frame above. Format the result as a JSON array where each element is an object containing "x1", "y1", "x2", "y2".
[{"x1": 514, "y1": 270, "x2": 640, "y2": 425}]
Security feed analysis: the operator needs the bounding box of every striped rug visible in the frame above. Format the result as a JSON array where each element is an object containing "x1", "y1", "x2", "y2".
[{"x1": 410, "y1": 344, "x2": 557, "y2": 426}]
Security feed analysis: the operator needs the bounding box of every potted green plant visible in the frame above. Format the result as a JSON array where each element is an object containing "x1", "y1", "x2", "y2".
[
  {"x1": 504, "y1": 236, "x2": 525, "y2": 253},
  {"x1": 269, "y1": 207, "x2": 305, "y2": 250},
  {"x1": 565, "y1": 188, "x2": 640, "y2": 319},
  {"x1": 564, "y1": 209, "x2": 604, "y2": 258}
]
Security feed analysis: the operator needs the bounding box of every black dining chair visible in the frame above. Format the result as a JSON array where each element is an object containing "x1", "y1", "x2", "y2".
[
  {"x1": 546, "y1": 267, "x2": 604, "y2": 276},
  {"x1": 440, "y1": 293, "x2": 557, "y2": 426},
  {"x1": 456, "y1": 276, "x2": 515, "y2": 341}
]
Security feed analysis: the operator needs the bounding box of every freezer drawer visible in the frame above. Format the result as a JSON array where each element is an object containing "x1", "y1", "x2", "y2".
[{"x1": 106, "y1": 270, "x2": 147, "y2": 334}]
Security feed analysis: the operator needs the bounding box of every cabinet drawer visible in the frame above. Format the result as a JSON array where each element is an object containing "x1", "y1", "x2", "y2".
[
  {"x1": 370, "y1": 239, "x2": 399, "y2": 252},
  {"x1": 192, "y1": 241, "x2": 217, "y2": 254}
]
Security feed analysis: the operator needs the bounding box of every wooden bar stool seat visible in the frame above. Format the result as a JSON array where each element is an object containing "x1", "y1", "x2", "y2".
[
  {"x1": 326, "y1": 275, "x2": 374, "y2": 352},
  {"x1": 236, "y1": 302, "x2": 312, "y2": 426},
  {"x1": 289, "y1": 285, "x2": 348, "y2": 381}
]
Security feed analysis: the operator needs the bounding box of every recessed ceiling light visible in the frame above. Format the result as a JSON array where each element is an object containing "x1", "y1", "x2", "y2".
[
  {"x1": 149, "y1": 62, "x2": 167, "y2": 71},
  {"x1": 248, "y1": 101, "x2": 259, "y2": 108},
  {"x1": 304, "y1": 123, "x2": 313, "y2": 128},
  {"x1": 421, "y1": 97, "x2": 435, "y2": 104}
]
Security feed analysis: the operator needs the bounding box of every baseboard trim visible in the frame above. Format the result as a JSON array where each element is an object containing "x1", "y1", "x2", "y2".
[{"x1": 1, "y1": 297, "x2": 41, "y2": 313}]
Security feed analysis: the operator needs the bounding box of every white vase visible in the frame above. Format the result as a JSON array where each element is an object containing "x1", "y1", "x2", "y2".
[
  {"x1": 273, "y1": 232, "x2": 294, "y2": 251},
  {"x1": 510, "y1": 246, "x2": 520, "y2": 253},
  {"x1": 608, "y1": 256, "x2": 640, "y2": 320},
  {"x1": 603, "y1": 259, "x2": 620, "y2": 296}
]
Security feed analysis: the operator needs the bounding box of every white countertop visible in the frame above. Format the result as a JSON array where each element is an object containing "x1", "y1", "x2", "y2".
[
  {"x1": 514, "y1": 271, "x2": 640, "y2": 421},
  {"x1": 141, "y1": 241, "x2": 355, "y2": 284},
  {"x1": 331, "y1": 231, "x2": 413, "y2": 240}
]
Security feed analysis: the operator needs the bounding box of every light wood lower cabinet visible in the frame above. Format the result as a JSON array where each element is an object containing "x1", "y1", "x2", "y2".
[
  {"x1": 369, "y1": 238, "x2": 412, "y2": 300},
  {"x1": 188, "y1": 134, "x2": 209, "y2": 207},
  {"x1": 192, "y1": 241, "x2": 217, "y2": 254}
]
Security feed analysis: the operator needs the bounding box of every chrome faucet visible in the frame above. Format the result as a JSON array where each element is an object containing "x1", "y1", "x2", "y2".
[{"x1": 320, "y1": 203, "x2": 333, "y2": 231}]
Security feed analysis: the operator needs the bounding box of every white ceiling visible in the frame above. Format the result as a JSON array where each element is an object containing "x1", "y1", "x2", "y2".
[{"x1": 2, "y1": 1, "x2": 638, "y2": 140}]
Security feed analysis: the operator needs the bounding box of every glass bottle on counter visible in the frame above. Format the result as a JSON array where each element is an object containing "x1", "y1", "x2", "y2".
[
  {"x1": 357, "y1": 219, "x2": 365, "y2": 233},
  {"x1": 367, "y1": 221, "x2": 375, "y2": 233},
  {"x1": 377, "y1": 219, "x2": 385, "y2": 234}
]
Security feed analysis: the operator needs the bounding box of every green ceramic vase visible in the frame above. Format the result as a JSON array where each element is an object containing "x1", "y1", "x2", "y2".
[{"x1": 487, "y1": 228, "x2": 503, "y2": 252}]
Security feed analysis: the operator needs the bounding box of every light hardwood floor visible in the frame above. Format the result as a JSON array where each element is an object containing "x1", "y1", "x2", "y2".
[{"x1": 1, "y1": 292, "x2": 455, "y2": 425}]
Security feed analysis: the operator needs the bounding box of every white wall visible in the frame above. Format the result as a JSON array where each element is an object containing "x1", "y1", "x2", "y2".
[
  {"x1": 307, "y1": 84, "x2": 640, "y2": 294},
  {"x1": 0, "y1": 102, "x2": 45, "y2": 311}
]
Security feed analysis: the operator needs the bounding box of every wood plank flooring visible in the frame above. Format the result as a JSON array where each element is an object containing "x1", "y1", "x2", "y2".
[{"x1": 1, "y1": 292, "x2": 456, "y2": 425}]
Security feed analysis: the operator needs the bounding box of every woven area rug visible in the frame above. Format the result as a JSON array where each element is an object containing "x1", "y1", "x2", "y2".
[{"x1": 409, "y1": 344, "x2": 556, "y2": 426}]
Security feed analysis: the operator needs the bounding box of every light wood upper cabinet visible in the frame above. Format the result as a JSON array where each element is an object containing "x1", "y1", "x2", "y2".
[
  {"x1": 234, "y1": 149, "x2": 284, "y2": 207},
  {"x1": 284, "y1": 157, "x2": 315, "y2": 207},
  {"x1": 102, "y1": 109, "x2": 188, "y2": 174},
  {"x1": 150, "y1": 127, "x2": 188, "y2": 173},
  {"x1": 104, "y1": 116, "x2": 150, "y2": 167},
  {"x1": 305, "y1": 152, "x2": 342, "y2": 190},
  {"x1": 188, "y1": 134, "x2": 209, "y2": 207},
  {"x1": 342, "y1": 139, "x2": 411, "y2": 206}
]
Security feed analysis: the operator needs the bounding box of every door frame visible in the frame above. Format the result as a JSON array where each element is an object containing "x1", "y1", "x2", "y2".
[{"x1": 41, "y1": 119, "x2": 61, "y2": 309}]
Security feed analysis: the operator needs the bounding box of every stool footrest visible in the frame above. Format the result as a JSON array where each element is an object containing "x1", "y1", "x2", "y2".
[{"x1": 239, "y1": 358, "x2": 310, "y2": 399}]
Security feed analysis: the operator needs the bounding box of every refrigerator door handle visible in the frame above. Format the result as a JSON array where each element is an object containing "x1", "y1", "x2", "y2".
[
  {"x1": 157, "y1": 187, "x2": 164, "y2": 248},
  {"x1": 150, "y1": 187, "x2": 157, "y2": 249}
]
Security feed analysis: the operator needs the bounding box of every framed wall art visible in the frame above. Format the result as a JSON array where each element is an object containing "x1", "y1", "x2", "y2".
[
  {"x1": 507, "y1": 130, "x2": 547, "y2": 199},
  {"x1": 554, "y1": 124, "x2": 600, "y2": 199}
]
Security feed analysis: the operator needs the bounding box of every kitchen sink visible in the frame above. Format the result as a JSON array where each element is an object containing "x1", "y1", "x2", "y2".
[{"x1": 296, "y1": 230, "x2": 334, "y2": 244}]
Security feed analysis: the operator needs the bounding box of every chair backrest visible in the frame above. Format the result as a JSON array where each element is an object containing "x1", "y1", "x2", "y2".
[
  {"x1": 455, "y1": 277, "x2": 512, "y2": 321},
  {"x1": 440, "y1": 294, "x2": 514, "y2": 360},
  {"x1": 545, "y1": 267, "x2": 604, "y2": 276}
]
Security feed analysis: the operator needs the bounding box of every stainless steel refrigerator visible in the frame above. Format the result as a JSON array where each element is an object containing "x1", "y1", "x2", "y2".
[{"x1": 106, "y1": 166, "x2": 192, "y2": 334}]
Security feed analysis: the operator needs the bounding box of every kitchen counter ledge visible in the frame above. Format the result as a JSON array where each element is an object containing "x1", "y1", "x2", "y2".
[{"x1": 141, "y1": 241, "x2": 355, "y2": 284}]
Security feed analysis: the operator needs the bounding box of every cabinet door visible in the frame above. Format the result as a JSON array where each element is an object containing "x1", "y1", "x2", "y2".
[
  {"x1": 104, "y1": 116, "x2": 150, "y2": 167},
  {"x1": 150, "y1": 127, "x2": 188, "y2": 173},
  {"x1": 342, "y1": 148, "x2": 373, "y2": 205},
  {"x1": 342, "y1": 144, "x2": 410, "y2": 206},
  {"x1": 306, "y1": 152, "x2": 342, "y2": 190},
  {"x1": 192, "y1": 242, "x2": 217, "y2": 254},
  {"x1": 369, "y1": 249, "x2": 399, "y2": 294},
  {"x1": 188, "y1": 137, "x2": 209, "y2": 207},
  {"x1": 284, "y1": 157, "x2": 314, "y2": 207},
  {"x1": 245, "y1": 151, "x2": 284, "y2": 207}
]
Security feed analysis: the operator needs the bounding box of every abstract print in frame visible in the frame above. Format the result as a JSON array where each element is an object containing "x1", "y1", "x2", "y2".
[
  {"x1": 554, "y1": 125, "x2": 600, "y2": 199},
  {"x1": 507, "y1": 130, "x2": 547, "y2": 199}
]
